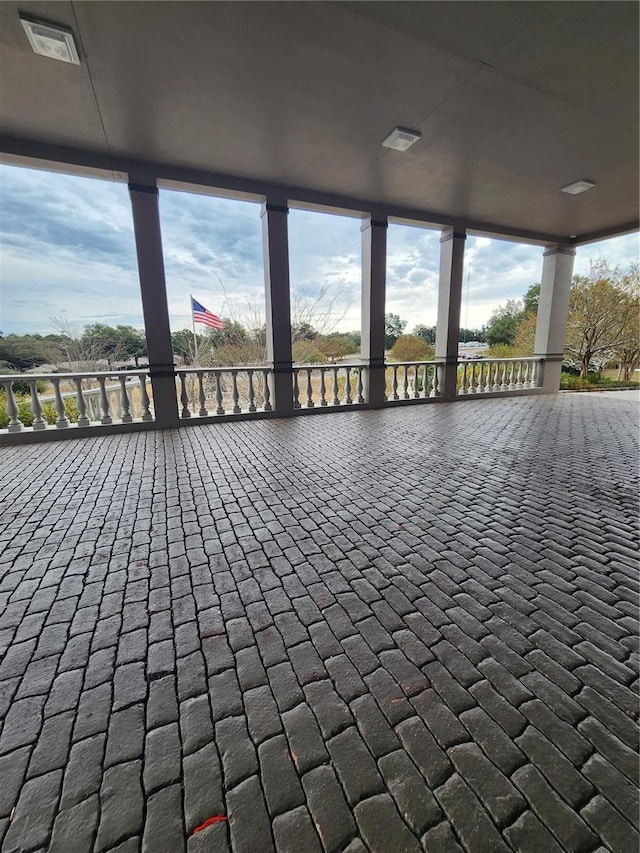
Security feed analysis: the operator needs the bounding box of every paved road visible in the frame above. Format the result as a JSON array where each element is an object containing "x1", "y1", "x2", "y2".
[{"x1": 0, "y1": 394, "x2": 638, "y2": 852}]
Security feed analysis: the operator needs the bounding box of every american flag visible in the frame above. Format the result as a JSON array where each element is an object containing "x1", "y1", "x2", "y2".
[{"x1": 192, "y1": 298, "x2": 224, "y2": 330}]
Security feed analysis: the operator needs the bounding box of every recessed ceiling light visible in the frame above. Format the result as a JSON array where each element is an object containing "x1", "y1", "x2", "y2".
[
  {"x1": 20, "y1": 16, "x2": 80, "y2": 64},
  {"x1": 382, "y1": 127, "x2": 421, "y2": 152},
  {"x1": 561, "y1": 179, "x2": 595, "y2": 195}
]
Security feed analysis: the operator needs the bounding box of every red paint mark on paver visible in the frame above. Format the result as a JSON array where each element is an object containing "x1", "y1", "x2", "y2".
[{"x1": 192, "y1": 816, "x2": 228, "y2": 834}]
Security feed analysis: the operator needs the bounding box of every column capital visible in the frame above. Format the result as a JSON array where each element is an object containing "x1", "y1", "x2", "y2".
[
  {"x1": 261, "y1": 202, "x2": 289, "y2": 217},
  {"x1": 440, "y1": 228, "x2": 467, "y2": 243},
  {"x1": 543, "y1": 244, "x2": 577, "y2": 258},
  {"x1": 361, "y1": 217, "x2": 388, "y2": 232},
  {"x1": 128, "y1": 183, "x2": 159, "y2": 196}
]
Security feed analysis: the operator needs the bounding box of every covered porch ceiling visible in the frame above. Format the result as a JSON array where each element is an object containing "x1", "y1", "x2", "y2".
[{"x1": 0, "y1": 1, "x2": 638, "y2": 244}]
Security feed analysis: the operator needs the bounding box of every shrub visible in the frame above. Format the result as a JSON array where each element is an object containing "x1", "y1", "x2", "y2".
[
  {"x1": 0, "y1": 392, "x2": 79, "y2": 429},
  {"x1": 389, "y1": 335, "x2": 434, "y2": 362}
]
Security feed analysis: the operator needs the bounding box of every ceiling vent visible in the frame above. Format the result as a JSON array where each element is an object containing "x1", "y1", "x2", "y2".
[
  {"x1": 20, "y1": 16, "x2": 81, "y2": 64},
  {"x1": 382, "y1": 127, "x2": 421, "y2": 152}
]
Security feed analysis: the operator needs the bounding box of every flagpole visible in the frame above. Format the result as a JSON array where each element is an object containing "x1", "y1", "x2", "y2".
[{"x1": 190, "y1": 294, "x2": 199, "y2": 367}]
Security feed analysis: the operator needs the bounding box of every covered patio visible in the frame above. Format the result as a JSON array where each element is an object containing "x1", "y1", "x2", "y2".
[
  {"x1": 0, "y1": 394, "x2": 638, "y2": 852},
  {"x1": 0, "y1": 2, "x2": 639, "y2": 852}
]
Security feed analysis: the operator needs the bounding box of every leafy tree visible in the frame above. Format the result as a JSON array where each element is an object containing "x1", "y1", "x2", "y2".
[
  {"x1": 523, "y1": 283, "x2": 540, "y2": 315},
  {"x1": 512, "y1": 310, "x2": 537, "y2": 356},
  {"x1": 459, "y1": 327, "x2": 485, "y2": 343},
  {"x1": 413, "y1": 324, "x2": 436, "y2": 344},
  {"x1": 208, "y1": 319, "x2": 248, "y2": 348},
  {"x1": 565, "y1": 259, "x2": 639, "y2": 379},
  {"x1": 385, "y1": 313, "x2": 407, "y2": 350},
  {"x1": 114, "y1": 325, "x2": 147, "y2": 366},
  {"x1": 484, "y1": 300, "x2": 524, "y2": 347},
  {"x1": 0, "y1": 334, "x2": 51, "y2": 370},
  {"x1": 389, "y1": 335, "x2": 434, "y2": 362},
  {"x1": 315, "y1": 334, "x2": 359, "y2": 358}
]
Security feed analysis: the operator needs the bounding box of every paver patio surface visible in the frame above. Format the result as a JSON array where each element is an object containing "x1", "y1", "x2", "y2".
[{"x1": 0, "y1": 394, "x2": 638, "y2": 852}]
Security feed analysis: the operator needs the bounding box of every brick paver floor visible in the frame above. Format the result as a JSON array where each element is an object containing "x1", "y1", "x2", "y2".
[{"x1": 0, "y1": 394, "x2": 638, "y2": 853}]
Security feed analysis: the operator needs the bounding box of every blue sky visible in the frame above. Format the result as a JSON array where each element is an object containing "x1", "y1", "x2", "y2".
[{"x1": 1, "y1": 163, "x2": 638, "y2": 336}]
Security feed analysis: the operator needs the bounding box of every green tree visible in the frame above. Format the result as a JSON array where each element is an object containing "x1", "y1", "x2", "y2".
[
  {"x1": 385, "y1": 313, "x2": 407, "y2": 350},
  {"x1": 0, "y1": 334, "x2": 51, "y2": 370},
  {"x1": 565, "y1": 259, "x2": 639, "y2": 379},
  {"x1": 413, "y1": 324, "x2": 436, "y2": 344},
  {"x1": 484, "y1": 300, "x2": 524, "y2": 347},
  {"x1": 523, "y1": 283, "x2": 540, "y2": 315}
]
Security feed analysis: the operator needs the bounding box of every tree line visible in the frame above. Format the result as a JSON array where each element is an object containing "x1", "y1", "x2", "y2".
[{"x1": 2, "y1": 258, "x2": 637, "y2": 379}]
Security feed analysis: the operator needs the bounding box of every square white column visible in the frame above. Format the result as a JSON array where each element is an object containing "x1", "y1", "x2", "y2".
[
  {"x1": 261, "y1": 200, "x2": 294, "y2": 415},
  {"x1": 361, "y1": 217, "x2": 388, "y2": 406},
  {"x1": 534, "y1": 245, "x2": 576, "y2": 392},
  {"x1": 435, "y1": 228, "x2": 466, "y2": 400},
  {"x1": 128, "y1": 181, "x2": 179, "y2": 427}
]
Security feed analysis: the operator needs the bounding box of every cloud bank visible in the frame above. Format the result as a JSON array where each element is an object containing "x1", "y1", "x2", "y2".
[{"x1": 1, "y1": 164, "x2": 637, "y2": 337}]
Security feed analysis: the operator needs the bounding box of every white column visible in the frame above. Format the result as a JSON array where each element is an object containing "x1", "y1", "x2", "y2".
[
  {"x1": 435, "y1": 228, "x2": 466, "y2": 400},
  {"x1": 534, "y1": 244, "x2": 576, "y2": 392},
  {"x1": 361, "y1": 216, "x2": 388, "y2": 406},
  {"x1": 128, "y1": 181, "x2": 179, "y2": 427},
  {"x1": 261, "y1": 199, "x2": 294, "y2": 416}
]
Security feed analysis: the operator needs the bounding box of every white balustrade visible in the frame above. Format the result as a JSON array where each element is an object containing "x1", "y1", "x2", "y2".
[
  {"x1": 457, "y1": 357, "x2": 543, "y2": 395},
  {"x1": 384, "y1": 362, "x2": 444, "y2": 401},
  {"x1": 176, "y1": 368, "x2": 273, "y2": 418},
  {"x1": 0, "y1": 371, "x2": 154, "y2": 433},
  {"x1": 292, "y1": 364, "x2": 367, "y2": 408}
]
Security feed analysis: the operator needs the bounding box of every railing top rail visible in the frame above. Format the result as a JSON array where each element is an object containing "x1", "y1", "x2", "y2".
[
  {"x1": 0, "y1": 370, "x2": 151, "y2": 382},
  {"x1": 386, "y1": 359, "x2": 445, "y2": 366},
  {"x1": 457, "y1": 356, "x2": 542, "y2": 364},
  {"x1": 293, "y1": 362, "x2": 366, "y2": 370},
  {"x1": 177, "y1": 365, "x2": 272, "y2": 373}
]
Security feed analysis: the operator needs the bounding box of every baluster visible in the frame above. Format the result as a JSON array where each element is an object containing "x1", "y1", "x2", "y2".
[
  {"x1": 524, "y1": 361, "x2": 532, "y2": 388},
  {"x1": 430, "y1": 363, "x2": 440, "y2": 397},
  {"x1": 483, "y1": 363, "x2": 492, "y2": 393},
  {"x1": 51, "y1": 378, "x2": 70, "y2": 428},
  {"x1": 402, "y1": 365, "x2": 409, "y2": 399},
  {"x1": 492, "y1": 362, "x2": 501, "y2": 392},
  {"x1": 306, "y1": 368, "x2": 314, "y2": 408},
  {"x1": 231, "y1": 370, "x2": 241, "y2": 413},
  {"x1": 411, "y1": 365, "x2": 419, "y2": 398},
  {"x1": 500, "y1": 362, "x2": 509, "y2": 392},
  {"x1": 27, "y1": 379, "x2": 46, "y2": 430},
  {"x1": 196, "y1": 371, "x2": 208, "y2": 416},
  {"x1": 246, "y1": 370, "x2": 256, "y2": 412},
  {"x1": 74, "y1": 378, "x2": 90, "y2": 426},
  {"x1": 344, "y1": 367, "x2": 352, "y2": 405},
  {"x1": 214, "y1": 371, "x2": 225, "y2": 414},
  {"x1": 460, "y1": 363, "x2": 469, "y2": 395},
  {"x1": 98, "y1": 377, "x2": 112, "y2": 424},
  {"x1": 516, "y1": 360, "x2": 524, "y2": 389},
  {"x1": 2, "y1": 380, "x2": 24, "y2": 432},
  {"x1": 293, "y1": 370, "x2": 301, "y2": 409},
  {"x1": 319, "y1": 368, "x2": 327, "y2": 406},
  {"x1": 263, "y1": 371, "x2": 272, "y2": 412},
  {"x1": 391, "y1": 365, "x2": 399, "y2": 400},
  {"x1": 530, "y1": 361, "x2": 539, "y2": 388},
  {"x1": 356, "y1": 368, "x2": 364, "y2": 403},
  {"x1": 139, "y1": 375, "x2": 153, "y2": 421},
  {"x1": 332, "y1": 366, "x2": 340, "y2": 405},
  {"x1": 118, "y1": 376, "x2": 133, "y2": 423},
  {"x1": 467, "y1": 362, "x2": 476, "y2": 394},
  {"x1": 179, "y1": 372, "x2": 191, "y2": 417}
]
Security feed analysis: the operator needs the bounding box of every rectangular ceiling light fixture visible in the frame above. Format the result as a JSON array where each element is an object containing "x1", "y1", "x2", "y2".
[
  {"x1": 20, "y1": 16, "x2": 80, "y2": 64},
  {"x1": 560, "y1": 179, "x2": 595, "y2": 195},
  {"x1": 382, "y1": 127, "x2": 421, "y2": 152}
]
